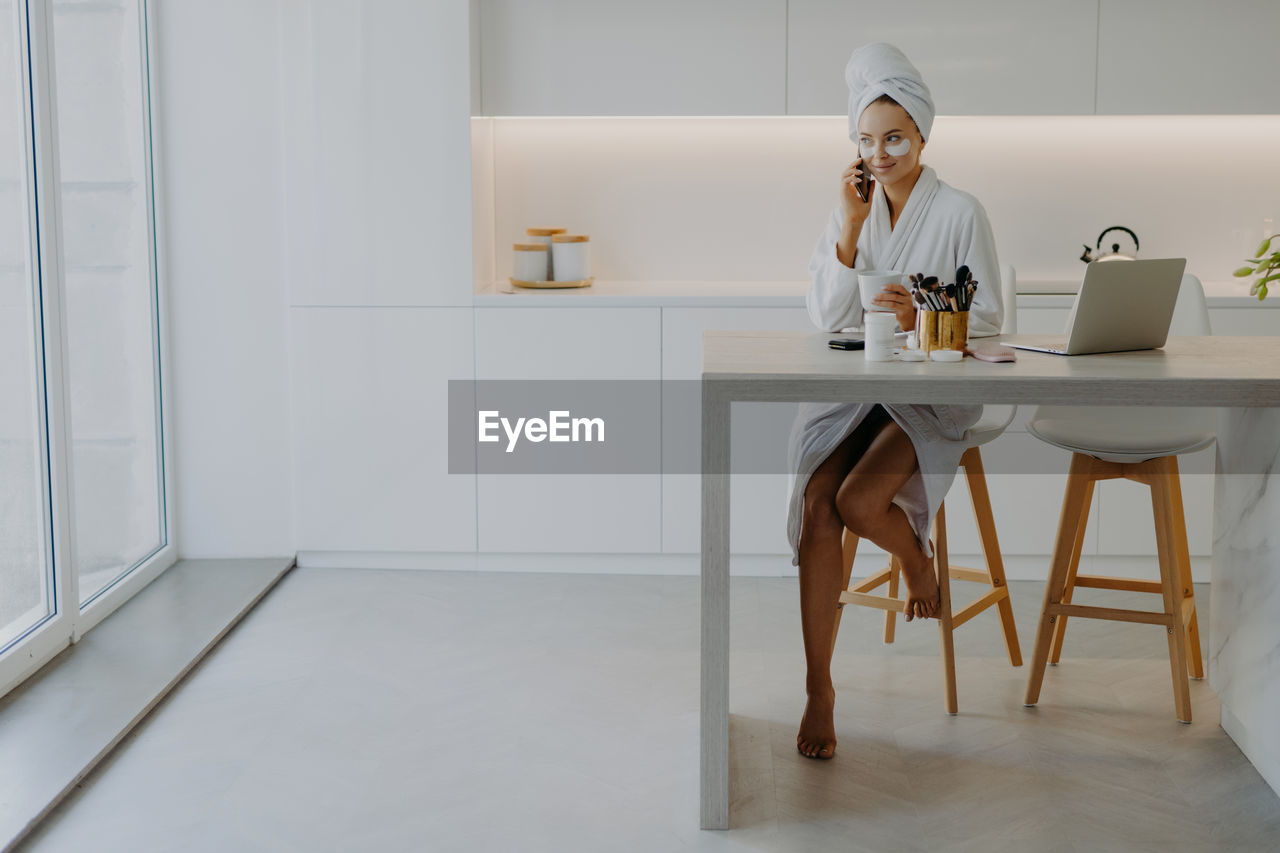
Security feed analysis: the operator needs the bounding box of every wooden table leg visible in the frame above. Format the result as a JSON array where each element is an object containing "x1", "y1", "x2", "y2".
[{"x1": 700, "y1": 387, "x2": 730, "y2": 830}]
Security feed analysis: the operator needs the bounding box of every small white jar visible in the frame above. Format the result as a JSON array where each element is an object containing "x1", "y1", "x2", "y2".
[
  {"x1": 513, "y1": 243, "x2": 549, "y2": 282},
  {"x1": 864, "y1": 312, "x2": 897, "y2": 362},
  {"x1": 526, "y1": 227, "x2": 566, "y2": 279},
  {"x1": 551, "y1": 234, "x2": 590, "y2": 282}
]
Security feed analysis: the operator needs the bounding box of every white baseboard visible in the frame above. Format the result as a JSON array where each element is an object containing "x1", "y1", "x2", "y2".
[{"x1": 295, "y1": 550, "x2": 1210, "y2": 582}]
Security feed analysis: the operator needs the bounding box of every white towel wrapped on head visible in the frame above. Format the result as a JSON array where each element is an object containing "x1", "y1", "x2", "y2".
[{"x1": 845, "y1": 42, "x2": 935, "y2": 142}]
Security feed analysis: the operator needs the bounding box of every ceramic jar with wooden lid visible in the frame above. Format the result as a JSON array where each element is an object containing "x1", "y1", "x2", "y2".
[
  {"x1": 551, "y1": 234, "x2": 590, "y2": 282},
  {"x1": 513, "y1": 243, "x2": 549, "y2": 282},
  {"x1": 526, "y1": 227, "x2": 566, "y2": 279}
]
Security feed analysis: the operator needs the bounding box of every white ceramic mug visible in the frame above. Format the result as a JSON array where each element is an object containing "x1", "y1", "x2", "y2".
[{"x1": 858, "y1": 270, "x2": 903, "y2": 313}]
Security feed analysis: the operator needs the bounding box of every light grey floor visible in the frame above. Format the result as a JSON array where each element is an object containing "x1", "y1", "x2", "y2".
[{"x1": 18, "y1": 567, "x2": 1280, "y2": 852}]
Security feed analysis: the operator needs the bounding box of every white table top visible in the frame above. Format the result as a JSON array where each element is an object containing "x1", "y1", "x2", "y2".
[{"x1": 700, "y1": 333, "x2": 1280, "y2": 407}]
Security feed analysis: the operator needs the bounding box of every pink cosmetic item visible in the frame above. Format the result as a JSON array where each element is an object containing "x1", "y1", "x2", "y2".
[{"x1": 966, "y1": 342, "x2": 1017, "y2": 363}]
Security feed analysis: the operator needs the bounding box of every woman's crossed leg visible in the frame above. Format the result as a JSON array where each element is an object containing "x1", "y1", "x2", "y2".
[{"x1": 795, "y1": 405, "x2": 940, "y2": 759}]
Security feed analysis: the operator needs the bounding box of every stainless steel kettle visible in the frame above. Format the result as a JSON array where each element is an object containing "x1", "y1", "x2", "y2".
[{"x1": 1080, "y1": 226, "x2": 1139, "y2": 263}]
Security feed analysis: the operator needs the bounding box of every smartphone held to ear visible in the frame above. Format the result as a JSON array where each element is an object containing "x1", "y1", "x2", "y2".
[{"x1": 855, "y1": 159, "x2": 872, "y2": 202}]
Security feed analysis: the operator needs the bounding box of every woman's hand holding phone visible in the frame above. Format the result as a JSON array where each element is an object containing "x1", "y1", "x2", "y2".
[{"x1": 840, "y1": 157, "x2": 874, "y2": 225}]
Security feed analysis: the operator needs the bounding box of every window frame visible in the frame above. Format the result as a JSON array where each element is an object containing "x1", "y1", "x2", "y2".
[{"x1": 0, "y1": 0, "x2": 177, "y2": 698}]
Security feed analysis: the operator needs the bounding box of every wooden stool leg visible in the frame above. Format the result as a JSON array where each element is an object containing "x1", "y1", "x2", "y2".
[
  {"x1": 1151, "y1": 458, "x2": 1193, "y2": 723},
  {"x1": 1166, "y1": 461, "x2": 1204, "y2": 679},
  {"x1": 934, "y1": 502, "x2": 958, "y2": 715},
  {"x1": 962, "y1": 447, "x2": 1022, "y2": 667},
  {"x1": 884, "y1": 555, "x2": 900, "y2": 644},
  {"x1": 831, "y1": 529, "x2": 860, "y2": 657},
  {"x1": 1026, "y1": 453, "x2": 1095, "y2": 707},
  {"x1": 1049, "y1": 478, "x2": 1095, "y2": 665}
]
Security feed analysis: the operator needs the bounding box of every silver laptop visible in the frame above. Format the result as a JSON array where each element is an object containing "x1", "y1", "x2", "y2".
[{"x1": 1008, "y1": 258, "x2": 1187, "y2": 356}]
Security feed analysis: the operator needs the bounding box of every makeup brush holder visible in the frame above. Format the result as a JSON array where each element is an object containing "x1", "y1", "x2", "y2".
[{"x1": 920, "y1": 310, "x2": 969, "y2": 355}]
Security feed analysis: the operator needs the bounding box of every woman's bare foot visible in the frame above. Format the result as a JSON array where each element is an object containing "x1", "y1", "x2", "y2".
[
  {"x1": 796, "y1": 684, "x2": 837, "y2": 759},
  {"x1": 899, "y1": 549, "x2": 940, "y2": 621}
]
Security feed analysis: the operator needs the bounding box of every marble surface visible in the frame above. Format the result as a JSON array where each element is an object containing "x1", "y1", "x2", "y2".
[{"x1": 1212, "y1": 407, "x2": 1280, "y2": 794}]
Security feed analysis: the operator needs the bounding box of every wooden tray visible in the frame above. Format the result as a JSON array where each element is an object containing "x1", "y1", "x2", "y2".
[{"x1": 510, "y1": 276, "x2": 594, "y2": 289}]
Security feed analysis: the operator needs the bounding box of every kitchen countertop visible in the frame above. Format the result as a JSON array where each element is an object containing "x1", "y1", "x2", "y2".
[{"x1": 473, "y1": 279, "x2": 1277, "y2": 308}]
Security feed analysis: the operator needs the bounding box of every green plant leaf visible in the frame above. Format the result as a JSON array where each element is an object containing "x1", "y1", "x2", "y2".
[
  {"x1": 1256, "y1": 236, "x2": 1274, "y2": 258},
  {"x1": 1262, "y1": 272, "x2": 1280, "y2": 285},
  {"x1": 1260, "y1": 284, "x2": 1269, "y2": 300},
  {"x1": 1234, "y1": 266, "x2": 1254, "y2": 277}
]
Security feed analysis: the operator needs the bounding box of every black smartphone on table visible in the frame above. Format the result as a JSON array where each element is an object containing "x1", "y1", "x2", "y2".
[{"x1": 828, "y1": 338, "x2": 865, "y2": 350}]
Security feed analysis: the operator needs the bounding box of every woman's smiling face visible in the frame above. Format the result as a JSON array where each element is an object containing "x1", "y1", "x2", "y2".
[{"x1": 856, "y1": 100, "x2": 924, "y2": 187}]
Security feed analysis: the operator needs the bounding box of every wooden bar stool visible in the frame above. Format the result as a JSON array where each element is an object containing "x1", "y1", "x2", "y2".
[
  {"x1": 831, "y1": 442, "x2": 1023, "y2": 715},
  {"x1": 1022, "y1": 448, "x2": 1210, "y2": 723}
]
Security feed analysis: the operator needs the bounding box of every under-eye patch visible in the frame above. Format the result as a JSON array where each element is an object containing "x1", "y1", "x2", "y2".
[{"x1": 885, "y1": 138, "x2": 910, "y2": 157}]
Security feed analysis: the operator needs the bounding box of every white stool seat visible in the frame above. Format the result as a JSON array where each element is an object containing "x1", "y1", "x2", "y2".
[
  {"x1": 964, "y1": 404, "x2": 1016, "y2": 448},
  {"x1": 1027, "y1": 405, "x2": 1215, "y2": 463}
]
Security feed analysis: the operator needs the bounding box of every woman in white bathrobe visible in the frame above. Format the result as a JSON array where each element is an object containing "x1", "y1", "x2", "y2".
[{"x1": 790, "y1": 44, "x2": 1002, "y2": 760}]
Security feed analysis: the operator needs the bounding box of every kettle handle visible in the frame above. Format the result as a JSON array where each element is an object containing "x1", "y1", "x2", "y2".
[{"x1": 1096, "y1": 226, "x2": 1139, "y2": 252}]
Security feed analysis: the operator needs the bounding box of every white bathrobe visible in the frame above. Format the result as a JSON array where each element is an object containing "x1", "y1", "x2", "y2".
[{"x1": 785, "y1": 164, "x2": 1002, "y2": 565}]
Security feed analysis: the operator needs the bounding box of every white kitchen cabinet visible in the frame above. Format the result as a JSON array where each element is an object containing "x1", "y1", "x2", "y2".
[
  {"x1": 1096, "y1": 1, "x2": 1280, "y2": 115},
  {"x1": 1209, "y1": 308, "x2": 1280, "y2": 336},
  {"x1": 476, "y1": 0, "x2": 786, "y2": 116},
  {"x1": 786, "y1": 0, "x2": 1098, "y2": 116},
  {"x1": 661, "y1": 307, "x2": 813, "y2": 556},
  {"x1": 281, "y1": 0, "x2": 473, "y2": 307},
  {"x1": 1012, "y1": 305, "x2": 1073, "y2": 336},
  {"x1": 290, "y1": 307, "x2": 477, "y2": 552},
  {"x1": 474, "y1": 307, "x2": 661, "y2": 552}
]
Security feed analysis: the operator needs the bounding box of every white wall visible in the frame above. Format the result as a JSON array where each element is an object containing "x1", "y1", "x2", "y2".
[
  {"x1": 281, "y1": 0, "x2": 474, "y2": 308},
  {"x1": 154, "y1": 0, "x2": 295, "y2": 558}
]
